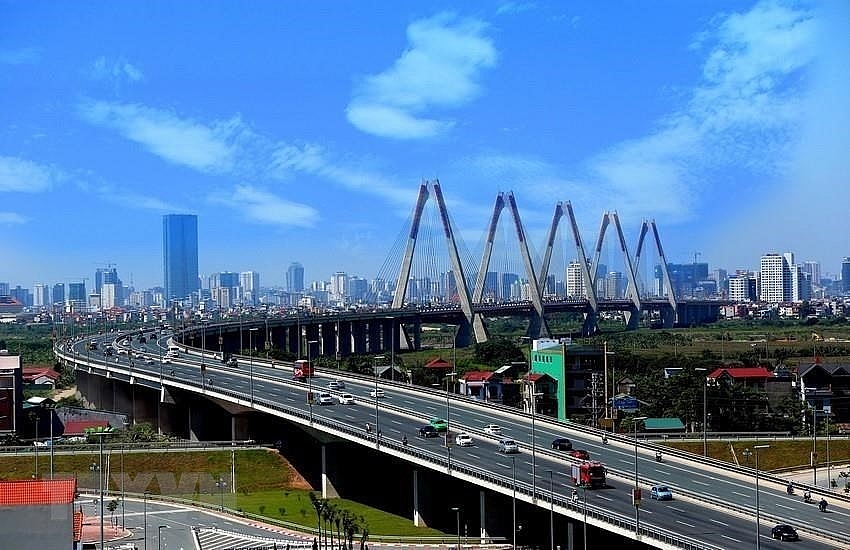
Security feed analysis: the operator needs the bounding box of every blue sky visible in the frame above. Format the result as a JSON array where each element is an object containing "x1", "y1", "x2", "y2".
[{"x1": 1, "y1": 0, "x2": 848, "y2": 291}]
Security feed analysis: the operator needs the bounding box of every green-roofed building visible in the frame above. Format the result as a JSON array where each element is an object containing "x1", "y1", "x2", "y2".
[
  {"x1": 529, "y1": 338, "x2": 606, "y2": 421},
  {"x1": 643, "y1": 417, "x2": 686, "y2": 432}
]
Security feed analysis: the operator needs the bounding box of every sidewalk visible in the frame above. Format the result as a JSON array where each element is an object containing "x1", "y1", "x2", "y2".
[
  {"x1": 80, "y1": 514, "x2": 133, "y2": 545},
  {"x1": 776, "y1": 464, "x2": 850, "y2": 496}
]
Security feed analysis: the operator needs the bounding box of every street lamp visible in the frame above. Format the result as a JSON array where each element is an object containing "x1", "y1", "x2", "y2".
[
  {"x1": 200, "y1": 320, "x2": 208, "y2": 389},
  {"x1": 753, "y1": 444, "x2": 770, "y2": 550},
  {"x1": 812, "y1": 406, "x2": 818, "y2": 487},
  {"x1": 249, "y1": 328, "x2": 259, "y2": 405},
  {"x1": 582, "y1": 485, "x2": 588, "y2": 550},
  {"x1": 444, "y1": 372, "x2": 458, "y2": 449},
  {"x1": 632, "y1": 416, "x2": 648, "y2": 538},
  {"x1": 307, "y1": 339, "x2": 318, "y2": 424},
  {"x1": 89, "y1": 428, "x2": 113, "y2": 550},
  {"x1": 530, "y1": 389, "x2": 544, "y2": 501},
  {"x1": 451, "y1": 507, "x2": 461, "y2": 550},
  {"x1": 216, "y1": 476, "x2": 227, "y2": 511},
  {"x1": 373, "y1": 355, "x2": 384, "y2": 445},
  {"x1": 510, "y1": 456, "x2": 517, "y2": 550},
  {"x1": 157, "y1": 524, "x2": 170, "y2": 550}
]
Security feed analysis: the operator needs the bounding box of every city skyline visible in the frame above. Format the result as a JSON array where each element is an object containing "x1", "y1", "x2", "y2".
[{"x1": 1, "y1": 1, "x2": 849, "y2": 289}]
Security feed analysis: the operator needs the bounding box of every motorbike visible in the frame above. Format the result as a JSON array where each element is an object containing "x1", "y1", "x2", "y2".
[
  {"x1": 818, "y1": 499, "x2": 828, "y2": 512},
  {"x1": 786, "y1": 484, "x2": 794, "y2": 495},
  {"x1": 803, "y1": 493, "x2": 812, "y2": 504}
]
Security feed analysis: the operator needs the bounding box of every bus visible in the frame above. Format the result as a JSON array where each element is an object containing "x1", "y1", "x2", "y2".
[{"x1": 293, "y1": 359, "x2": 314, "y2": 379}]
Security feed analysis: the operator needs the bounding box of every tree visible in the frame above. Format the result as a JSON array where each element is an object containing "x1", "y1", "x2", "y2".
[
  {"x1": 308, "y1": 492, "x2": 324, "y2": 549},
  {"x1": 473, "y1": 338, "x2": 525, "y2": 368}
]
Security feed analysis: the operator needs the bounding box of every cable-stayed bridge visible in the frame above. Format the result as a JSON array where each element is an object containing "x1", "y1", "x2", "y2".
[{"x1": 365, "y1": 180, "x2": 721, "y2": 342}]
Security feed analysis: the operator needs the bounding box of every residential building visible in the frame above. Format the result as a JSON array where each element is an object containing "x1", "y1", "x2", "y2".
[
  {"x1": 240, "y1": 271, "x2": 260, "y2": 306},
  {"x1": 797, "y1": 362, "x2": 850, "y2": 423},
  {"x1": 67, "y1": 282, "x2": 86, "y2": 311},
  {"x1": 0, "y1": 478, "x2": 79, "y2": 550},
  {"x1": 842, "y1": 257, "x2": 850, "y2": 294},
  {"x1": 33, "y1": 284, "x2": 49, "y2": 308},
  {"x1": 162, "y1": 214, "x2": 199, "y2": 304},
  {"x1": 566, "y1": 261, "x2": 586, "y2": 298},
  {"x1": 51, "y1": 283, "x2": 64, "y2": 306},
  {"x1": 760, "y1": 253, "x2": 790, "y2": 303},
  {"x1": 0, "y1": 351, "x2": 23, "y2": 435},
  {"x1": 529, "y1": 338, "x2": 606, "y2": 421}
]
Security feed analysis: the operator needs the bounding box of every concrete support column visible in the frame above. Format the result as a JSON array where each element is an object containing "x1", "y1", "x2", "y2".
[
  {"x1": 352, "y1": 321, "x2": 367, "y2": 355},
  {"x1": 567, "y1": 522, "x2": 574, "y2": 550},
  {"x1": 479, "y1": 489, "x2": 489, "y2": 543},
  {"x1": 321, "y1": 445, "x2": 339, "y2": 499},
  {"x1": 337, "y1": 322, "x2": 352, "y2": 356},
  {"x1": 368, "y1": 321, "x2": 382, "y2": 354},
  {"x1": 321, "y1": 323, "x2": 337, "y2": 358},
  {"x1": 412, "y1": 469, "x2": 427, "y2": 527}
]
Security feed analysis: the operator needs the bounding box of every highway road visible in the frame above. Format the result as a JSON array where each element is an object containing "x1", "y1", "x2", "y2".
[{"x1": 64, "y1": 330, "x2": 849, "y2": 549}]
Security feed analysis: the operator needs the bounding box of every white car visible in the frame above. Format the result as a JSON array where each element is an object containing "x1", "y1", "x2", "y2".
[
  {"x1": 484, "y1": 424, "x2": 502, "y2": 435},
  {"x1": 316, "y1": 393, "x2": 334, "y2": 405},
  {"x1": 455, "y1": 433, "x2": 474, "y2": 447},
  {"x1": 161, "y1": 357, "x2": 172, "y2": 364},
  {"x1": 338, "y1": 393, "x2": 355, "y2": 404},
  {"x1": 144, "y1": 358, "x2": 155, "y2": 365},
  {"x1": 369, "y1": 388, "x2": 386, "y2": 398}
]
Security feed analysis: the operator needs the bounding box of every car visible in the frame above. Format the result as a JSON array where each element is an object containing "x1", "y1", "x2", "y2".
[
  {"x1": 369, "y1": 388, "x2": 385, "y2": 398},
  {"x1": 418, "y1": 425, "x2": 439, "y2": 438},
  {"x1": 569, "y1": 449, "x2": 591, "y2": 460},
  {"x1": 337, "y1": 393, "x2": 355, "y2": 404},
  {"x1": 455, "y1": 433, "x2": 474, "y2": 447},
  {"x1": 429, "y1": 418, "x2": 448, "y2": 432},
  {"x1": 498, "y1": 438, "x2": 519, "y2": 454},
  {"x1": 650, "y1": 485, "x2": 673, "y2": 501},
  {"x1": 161, "y1": 357, "x2": 172, "y2": 364},
  {"x1": 771, "y1": 524, "x2": 799, "y2": 542},
  {"x1": 328, "y1": 380, "x2": 345, "y2": 390},
  {"x1": 551, "y1": 437, "x2": 573, "y2": 451},
  {"x1": 316, "y1": 393, "x2": 334, "y2": 405},
  {"x1": 144, "y1": 358, "x2": 155, "y2": 365},
  {"x1": 483, "y1": 424, "x2": 502, "y2": 435}
]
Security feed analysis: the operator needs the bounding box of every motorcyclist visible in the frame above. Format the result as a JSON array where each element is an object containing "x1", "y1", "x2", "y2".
[
  {"x1": 365, "y1": 423, "x2": 372, "y2": 434},
  {"x1": 803, "y1": 490, "x2": 812, "y2": 503},
  {"x1": 786, "y1": 482, "x2": 794, "y2": 495},
  {"x1": 402, "y1": 435, "x2": 408, "y2": 446},
  {"x1": 819, "y1": 498, "x2": 828, "y2": 512},
  {"x1": 601, "y1": 434, "x2": 608, "y2": 445}
]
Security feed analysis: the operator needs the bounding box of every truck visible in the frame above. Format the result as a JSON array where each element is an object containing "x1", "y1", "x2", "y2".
[
  {"x1": 570, "y1": 460, "x2": 607, "y2": 488},
  {"x1": 293, "y1": 359, "x2": 314, "y2": 379}
]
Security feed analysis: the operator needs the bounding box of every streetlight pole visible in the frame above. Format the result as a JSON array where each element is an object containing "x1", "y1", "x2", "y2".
[
  {"x1": 582, "y1": 485, "x2": 588, "y2": 550},
  {"x1": 90, "y1": 429, "x2": 112, "y2": 550},
  {"x1": 216, "y1": 476, "x2": 227, "y2": 511},
  {"x1": 46, "y1": 403, "x2": 55, "y2": 479},
  {"x1": 249, "y1": 327, "x2": 258, "y2": 405},
  {"x1": 812, "y1": 407, "x2": 818, "y2": 487},
  {"x1": 157, "y1": 525, "x2": 170, "y2": 550},
  {"x1": 143, "y1": 490, "x2": 150, "y2": 550},
  {"x1": 548, "y1": 470, "x2": 554, "y2": 550},
  {"x1": 695, "y1": 368, "x2": 708, "y2": 457},
  {"x1": 451, "y1": 507, "x2": 461, "y2": 550},
  {"x1": 308, "y1": 339, "x2": 318, "y2": 424},
  {"x1": 511, "y1": 456, "x2": 517, "y2": 550},
  {"x1": 753, "y1": 444, "x2": 770, "y2": 550},
  {"x1": 632, "y1": 416, "x2": 647, "y2": 538},
  {"x1": 373, "y1": 355, "x2": 384, "y2": 445}
]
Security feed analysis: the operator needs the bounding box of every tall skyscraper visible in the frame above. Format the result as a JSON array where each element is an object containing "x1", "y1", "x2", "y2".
[
  {"x1": 240, "y1": 271, "x2": 260, "y2": 306},
  {"x1": 163, "y1": 214, "x2": 199, "y2": 303},
  {"x1": 842, "y1": 257, "x2": 850, "y2": 293},
  {"x1": 286, "y1": 262, "x2": 304, "y2": 293},
  {"x1": 52, "y1": 283, "x2": 65, "y2": 306}
]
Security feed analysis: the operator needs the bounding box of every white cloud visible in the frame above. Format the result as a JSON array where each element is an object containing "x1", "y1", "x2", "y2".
[
  {"x1": 0, "y1": 47, "x2": 39, "y2": 64},
  {"x1": 209, "y1": 184, "x2": 319, "y2": 228},
  {"x1": 0, "y1": 212, "x2": 27, "y2": 224},
  {"x1": 78, "y1": 100, "x2": 241, "y2": 173},
  {"x1": 347, "y1": 13, "x2": 497, "y2": 139},
  {"x1": 586, "y1": 0, "x2": 815, "y2": 222},
  {"x1": 91, "y1": 56, "x2": 144, "y2": 82},
  {"x1": 496, "y1": 2, "x2": 536, "y2": 16},
  {"x1": 0, "y1": 156, "x2": 57, "y2": 192}
]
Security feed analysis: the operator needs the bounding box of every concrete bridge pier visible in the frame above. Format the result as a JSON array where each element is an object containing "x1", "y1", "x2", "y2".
[
  {"x1": 412, "y1": 469, "x2": 432, "y2": 527},
  {"x1": 321, "y1": 445, "x2": 339, "y2": 499},
  {"x1": 479, "y1": 489, "x2": 490, "y2": 543}
]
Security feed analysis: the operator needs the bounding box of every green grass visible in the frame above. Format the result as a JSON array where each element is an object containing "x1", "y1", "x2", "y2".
[{"x1": 0, "y1": 448, "x2": 447, "y2": 537}]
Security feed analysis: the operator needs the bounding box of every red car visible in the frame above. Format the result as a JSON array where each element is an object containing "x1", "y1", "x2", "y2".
[{"x1": 569, "y1": 449, "x2": 591, "y2": 460}]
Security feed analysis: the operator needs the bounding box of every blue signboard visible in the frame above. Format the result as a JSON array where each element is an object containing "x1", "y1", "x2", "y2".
[{"x1": 613, "y1": 396, "x2": 639, "y2": 411}]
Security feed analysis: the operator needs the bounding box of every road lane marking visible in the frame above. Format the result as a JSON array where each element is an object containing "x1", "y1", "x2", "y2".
[
  {"x1": 732, "y1": 491, "x2": 749, "y2": 498},
  {"x1": 721, "y1": 535, "x2": 742, "y2": 543},
  {"x1": 691, "y1": 479, "x2": 709, "y2": 486},
  {"x1": 676, "y1": 520, "x2": 695, "y2": 528},
  {"x1": 775, "y1": 503, "x2": 794, "y2": 510},
  {"x1": 709, "y1": 518, "x2": 729, "y2": 526}
]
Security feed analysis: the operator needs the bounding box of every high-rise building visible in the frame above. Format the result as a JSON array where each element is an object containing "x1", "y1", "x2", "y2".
[
  {"x1": 760, "y1": 253, "x2": 791, "y2": 303},
  {"x1": 803, "y1": 261, "x2": 821, "y2": 289},
  {"x1": 0, "y1": 282, "x2": 9, "y2": 296},
  {"x1": 33, "y1": 284, "x2": 49, "y2": 308},
  {"x1": 729, "y1": 274, "x2": 757, "y2": 302},
  {"x1": 52, "y1": 283, "x2": 65, "y2": 306},
  {"x1": 330, "y1": 272, "x2": 347, "y2": 301},
  {"x1": 162, "y1": 214, "x2": 199, "y2": 303},
  {"x1": 68, "y1": 282, "x2": 86, "y2": 310},
  {"x1": 286, "y1": 262, "x2": 304, "y2": 293},
  {"x1": 240, "y1": 271, "x2": 260, "y2": 306},
  {"x1": 566, "y1": 261, "x2": 586, "y2": 298},
  {"x1": 842, "y1": 257, "x2": 850, "y2": 294}
]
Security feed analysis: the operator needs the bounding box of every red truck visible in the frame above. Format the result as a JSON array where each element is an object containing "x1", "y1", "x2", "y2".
[
  {"x1": 293, "y1": 359, "x2": 314, "y2": 379},
  {"x1": 570, "y1": 461, "x2": 607, "y2": 488}
]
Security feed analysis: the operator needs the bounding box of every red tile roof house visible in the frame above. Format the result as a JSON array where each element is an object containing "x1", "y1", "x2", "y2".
[
  {"x1": 0, "y1": 478, "x2": 77, "y2": 549},
  {"x1": 62, "y1": 419, "x2": 110, "y2": 438},
  {"x1": 459, "y1": 370, "x2": 502, "y2": 401},
  {"x1": 23, "y1": 366, "x2": 61, "y2": 387},
  {"x1": 707, "y1": 367, "x2": 772, "y2": 390}
]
